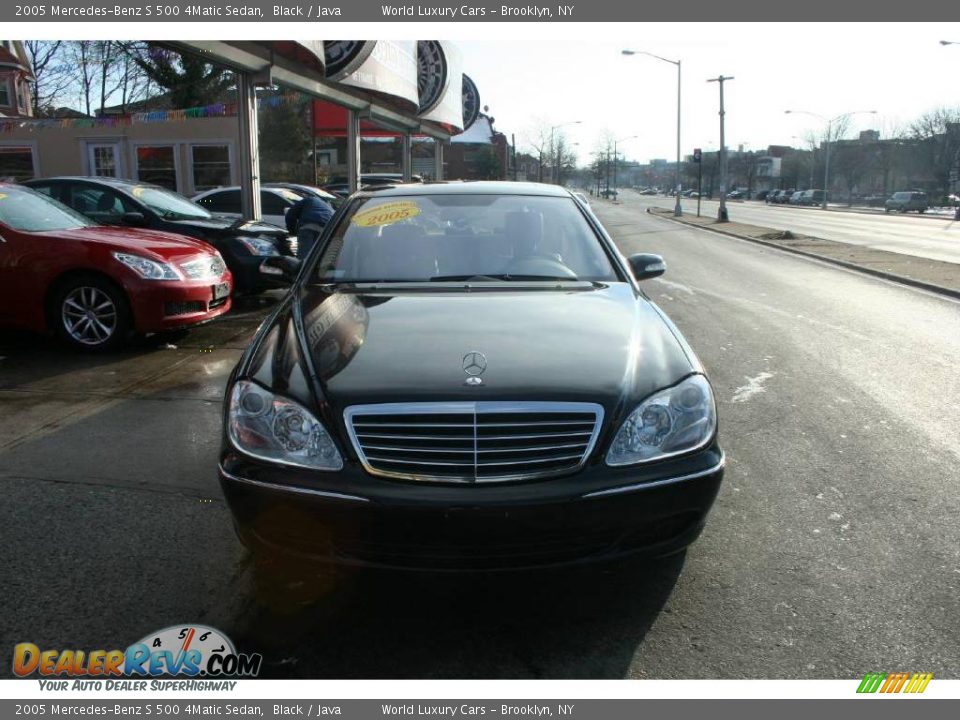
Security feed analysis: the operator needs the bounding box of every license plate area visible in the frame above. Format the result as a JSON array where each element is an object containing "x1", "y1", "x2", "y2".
[{"x1": 212, "y1": 282, "x2": 230, "y2": 300}]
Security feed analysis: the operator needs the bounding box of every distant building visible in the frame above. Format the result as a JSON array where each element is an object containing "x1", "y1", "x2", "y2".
[{"x1": 445, "y1": 113, "x2": 510, "y2": 181}]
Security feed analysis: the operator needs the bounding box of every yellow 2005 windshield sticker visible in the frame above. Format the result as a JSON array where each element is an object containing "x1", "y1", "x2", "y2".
[{"x1": 351, "y1": 201, "x2": 420, "y2": 228}]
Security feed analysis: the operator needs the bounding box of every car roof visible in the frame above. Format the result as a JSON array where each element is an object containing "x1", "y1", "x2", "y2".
[
  {"x1": 354, "y1": 181, "x2": 573, "y2": 199},
  {"x1": 24, "y1": 176, "x2": 164, "y2": 191},
  {"x1": 195, "y1": 186, "x2": 292, "y2": 196}
]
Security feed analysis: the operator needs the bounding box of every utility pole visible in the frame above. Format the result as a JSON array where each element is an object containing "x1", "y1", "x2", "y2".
[{"x1": 708, "y1": 75, "x2": 734, "y2": 222}]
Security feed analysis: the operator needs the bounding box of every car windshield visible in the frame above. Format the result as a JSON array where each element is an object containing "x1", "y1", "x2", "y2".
[
  {"x1": 129, "y1": 185, "x2": 213, "y2": 220},
  {"x1": 0, "y1": 186, "x2": 95, "y2": 232},
  {"x1": 312, "y1": 194, "x2": 619, "y2": 284}
]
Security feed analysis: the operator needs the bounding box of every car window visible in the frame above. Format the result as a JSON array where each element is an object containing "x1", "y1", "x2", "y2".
[
  {"x1": 313, "y1": 194, "x2": 619, "y2": 284},
  {"x1": 196, "y1": 189, "x2": 240, "y2": 214},
  {"x1": 0, "y1": 185, "x2": 96, "y2": 232},
  {"x1": 130, "y1": 185, "x2": 212, "y2": 221},
  {"x1": 261, "y1": 191, "x2": 291, "y2": 215},
  {"x1": 64, "y1": 185, "x2": 136, "y2": 225}
]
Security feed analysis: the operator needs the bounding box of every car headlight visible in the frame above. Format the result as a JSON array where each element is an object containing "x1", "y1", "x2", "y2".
[
  {"x1": 112, "y1": 252, "x2": 180, "y2": 280},
  {"x1": 236, "y1": 236, "x2": 280, "y2": 256},
  {"x1": 227, "y1": 380, "x2": 343, "y2": 471},
  {"x1": 606, "y1": 374, "x2": 716, "y2": 466}
]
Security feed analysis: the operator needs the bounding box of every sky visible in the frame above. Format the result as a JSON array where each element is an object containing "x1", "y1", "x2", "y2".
[{"x1": 457, "y1": 23, "x2": 960, "y2": 164}]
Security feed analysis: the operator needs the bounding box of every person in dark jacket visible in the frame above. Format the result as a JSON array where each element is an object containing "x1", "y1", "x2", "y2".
[{"x1": 285, "y1": 194, "x2": 335, "y2": 259}]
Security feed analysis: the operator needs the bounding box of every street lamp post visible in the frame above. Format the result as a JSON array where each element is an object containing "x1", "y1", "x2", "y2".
[
  {"x1": 785, "y1": 109, "x2": 877, "y2": 210},
  {"x1": 623, "y1": 49, "x2": 682, "y2": 216},
  {"x1": 549, "y1": 120, "x2": 581, "y2": 185},
  {"x1": 707, "y1": 75, "x2": 734, "y2": 222}
]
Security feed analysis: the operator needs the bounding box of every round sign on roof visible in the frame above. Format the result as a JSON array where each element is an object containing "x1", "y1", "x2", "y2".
[
  {"x1": 462, "y1": 74, "x2": 481, "y2": 131},
  {"x1": 417, "y1": 41, "x2": 449, "y2": 115},
  {"x1": 324, "y1": 41, "x2": 376, "y2": 81}
]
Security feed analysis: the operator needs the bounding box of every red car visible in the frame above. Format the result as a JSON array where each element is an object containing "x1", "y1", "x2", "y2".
[{"x1": 0, "y1": 183, "x2": 232, "y2": 350}]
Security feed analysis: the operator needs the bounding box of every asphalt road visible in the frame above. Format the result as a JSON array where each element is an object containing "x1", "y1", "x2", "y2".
[
  {"x1": 634, "y1": 192, "x2": 960, "y2": 265},
  {"x1": 1, "y1": 204, "x2": 958, "y2": 679}
]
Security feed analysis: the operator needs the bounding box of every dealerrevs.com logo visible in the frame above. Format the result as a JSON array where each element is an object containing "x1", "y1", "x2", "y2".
[{"x1": 13, "y1": 625, "x2": 262, "y2": 684}]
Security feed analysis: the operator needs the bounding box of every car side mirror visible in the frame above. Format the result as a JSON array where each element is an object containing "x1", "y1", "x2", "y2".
[
  {"x1": 628, "y1": 253, "x2": 666, "y2": 281},
  {"x1": 259, "y1": 255, "x2": 301, "y2": 284},
  {"x1": 121, "y1": 212, "x2": 146, "y2": 227}
]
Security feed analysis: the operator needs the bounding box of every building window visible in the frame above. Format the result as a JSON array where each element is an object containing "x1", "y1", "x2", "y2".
[
  {"x1": 87, "y1": 144, "x2": 121, "y2": 178},
  {"x1": 0, "y1": 80, "x2": 10, "y2": 108},
  {"x1": 191, "y1": 145, "x2": 231, "y2": 192},
  {"x1": 0, "y1": 146, "x2": 36, "y2": 182},
  {"x1": 136, "y1": 146, "x2": 177, "y2": 190}
]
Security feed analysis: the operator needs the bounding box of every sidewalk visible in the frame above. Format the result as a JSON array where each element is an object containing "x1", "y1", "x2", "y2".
[{"x1": 646, "y1": 207, "x2": 960, "y2": 300}]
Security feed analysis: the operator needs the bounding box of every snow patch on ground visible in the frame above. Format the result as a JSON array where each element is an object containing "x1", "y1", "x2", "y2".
[{"x1": 732, "y1": 372, "x2": 775, "y2": 403}]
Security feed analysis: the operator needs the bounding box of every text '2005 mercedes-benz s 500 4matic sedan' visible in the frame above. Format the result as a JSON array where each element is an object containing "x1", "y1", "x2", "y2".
[{"x1": 219, "y1": 182, "x2": 724, "y2": 570}]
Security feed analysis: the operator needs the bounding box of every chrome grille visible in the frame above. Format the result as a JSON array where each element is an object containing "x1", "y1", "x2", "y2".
[{"x1": 345, "y1": 402, "x2": 604, "y2": 483}]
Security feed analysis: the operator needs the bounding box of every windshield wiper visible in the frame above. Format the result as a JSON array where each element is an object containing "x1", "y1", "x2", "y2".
[{"x1": 428, "y1": 274, "x2": 578, "y2": 282}]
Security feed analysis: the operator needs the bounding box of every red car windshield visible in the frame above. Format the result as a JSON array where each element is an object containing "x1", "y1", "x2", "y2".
[{"x1": 0, "y1": 186, "x2": 95, "y2": 232}]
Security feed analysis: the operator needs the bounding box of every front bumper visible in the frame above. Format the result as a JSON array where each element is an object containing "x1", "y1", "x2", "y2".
[
  {"x1": 218, "y1": 445, "x2": 725, "y2": 571},
  {"x1": 128, "y1": 273, "x2": 233, "y2": 333}
]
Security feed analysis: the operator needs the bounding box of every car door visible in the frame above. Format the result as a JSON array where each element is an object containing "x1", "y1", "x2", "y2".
[{"x1": 0, "y1": 214, "x2": 46, "y2": 328}]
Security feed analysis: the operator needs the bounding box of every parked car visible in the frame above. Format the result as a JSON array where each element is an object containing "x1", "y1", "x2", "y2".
[
  {"x1": 263, "y1": 182, "x2": 340, "y2": 204},
  {"x1": 327, "y1": 173, "x2": 423, "y2": 186},
  {"x1": 798, "y1": 189, "x2": 826, "y2": 206},
  {"x1": 726, "y1": 190, "x2": 745, "y2": 200},
  {"x1": 788, "y1": 191, "x2": 805, "y2": 205},
  {"x1": 0, "y1": 183, "x2": 232, "y2": 350},
  {"x1": 884, "y1": 191, "x2": 929, "y2": 213},
  {"x1": 770, "y1": 189, "x2": 795, "y2": 204},
  {"x1": 192, "y1": 186, "x2": 304, "y2": 230},
  {"x1": 24, "y1": 177, "x2": 290, "y2": 295},
  {"x1": 755, "y1": 190, "x2": 770, "y2": 201},
  {"x1": 219, "y1": 181, "x2": 724, "y2": 570}
]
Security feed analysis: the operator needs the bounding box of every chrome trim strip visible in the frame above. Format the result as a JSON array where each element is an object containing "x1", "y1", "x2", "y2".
[
  {"x1": 581, "y1": 454, "x2": 726, "y2": 498},
  {"x1": 218, "y1": 466, "x2": 370, "y2": 503},
  {"x1": 344, "y1": 401, "x2": 605, "y2": 483}
]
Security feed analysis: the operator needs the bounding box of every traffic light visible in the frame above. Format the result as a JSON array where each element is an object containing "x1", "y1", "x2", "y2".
[{"x1": 693, "y1": 148, "x2": 702, "y2": 163}]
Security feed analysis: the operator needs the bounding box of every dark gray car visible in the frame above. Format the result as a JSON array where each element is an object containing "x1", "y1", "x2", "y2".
[{"x1": 885, "y1": 191, "x2": 928, "y2": 213}]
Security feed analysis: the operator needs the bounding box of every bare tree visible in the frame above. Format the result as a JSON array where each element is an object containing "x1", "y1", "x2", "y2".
[
  {"x1": 909, "y1": 106, "x2": 960, "y2": 196},
  {"x1": 521, "y1": 119, "x2": 553, "y2": 183},
  {"x1": 23, "y1": 40, "x2": 73, "y2": 116}
]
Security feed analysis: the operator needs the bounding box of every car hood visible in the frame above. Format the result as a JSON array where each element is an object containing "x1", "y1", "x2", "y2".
[
  {"x1": 245, "y1": 283, "x2": 697, "y2": 425},
  {"x1": 166, "y1": 216, "x2": 288, "y2": 239},
  {"x1": 54, "y1": 226, "x2": 214, "y2": 260}
]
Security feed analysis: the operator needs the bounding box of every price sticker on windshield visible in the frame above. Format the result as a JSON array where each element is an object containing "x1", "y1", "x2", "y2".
[{"x1": 351, "y1": 201, "x2": 420, "y2": 228}]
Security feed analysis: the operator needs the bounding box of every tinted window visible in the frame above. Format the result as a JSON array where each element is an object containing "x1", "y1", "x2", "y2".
[
  {"x1": 261, "y1": 191, "x2": 291, "y2": 215},
  {"x1": 64, "y1": 184, "x2": 137, "y2": 224},
  {"x1": 196, "y1": 190, "x2": 241, "y2": 214},
  {"x1": 314, "y1": 194, "x2": 618, "y2": 283}
]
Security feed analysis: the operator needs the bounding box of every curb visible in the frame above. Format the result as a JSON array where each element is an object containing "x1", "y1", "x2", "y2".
[{"x1": 648, "y1": 210, "x2": 960, "y2": 302}]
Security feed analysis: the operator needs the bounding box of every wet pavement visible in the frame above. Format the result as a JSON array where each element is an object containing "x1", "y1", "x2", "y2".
[{"x1": 2, "y1": 205, "x2": 959, "y2": 679}]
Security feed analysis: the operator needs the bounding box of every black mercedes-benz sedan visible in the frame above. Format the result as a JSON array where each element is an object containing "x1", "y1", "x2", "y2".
[
  {"x1": 219, "y1": 181, "x2": 724, "y2": 570},
  {"x1": 24, "y1": 177, "x2": 293, "y2": 294}
]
